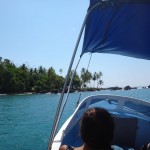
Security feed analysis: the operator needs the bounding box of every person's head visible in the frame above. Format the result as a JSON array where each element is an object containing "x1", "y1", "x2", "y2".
[{"x1": 80, "y1": 107, "x2": 114, "y2": 150}]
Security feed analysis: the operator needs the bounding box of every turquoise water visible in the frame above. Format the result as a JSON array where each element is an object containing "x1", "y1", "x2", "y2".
[{"x1": 0, "y1": 89, "x2": 150, "y2": 150}]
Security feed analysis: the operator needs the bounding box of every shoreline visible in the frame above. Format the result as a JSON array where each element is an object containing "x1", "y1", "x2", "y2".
[
  {"x1": 0, "y1": 87, "x2": 149, "y2": 96},
  {"x1": 0, "y1": 92, "x2": 33, "y2": 96}
]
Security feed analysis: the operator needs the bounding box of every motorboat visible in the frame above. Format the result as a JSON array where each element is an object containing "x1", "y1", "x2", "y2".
[{"x1": 52, "y1": 95, "x2": 150, "y2": 150}]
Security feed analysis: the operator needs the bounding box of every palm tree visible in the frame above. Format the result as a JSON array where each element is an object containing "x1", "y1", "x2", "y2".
[
  {"x1": 96, "y1": 71, "x2": 103, "y2": 88},
  {"x1": 59, "y1": 69, "x2": 63, "y2": 76},
  {"x1": 92, "y1": 72, "x2": 97, "y2": 88},
  {"x1": 99, "y1": 80, "x2": 104, "y2": 89},
  {"x1": 69, "y1": 70, "x2": 81, "y2": 90},
  {"x1": 81, "y1": 68, "x2": 92, "y2": 89}
]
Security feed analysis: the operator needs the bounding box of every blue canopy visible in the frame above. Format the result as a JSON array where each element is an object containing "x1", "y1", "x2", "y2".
[{"x1": 82, "y1": 0, "x2": 150, "y2": 60}]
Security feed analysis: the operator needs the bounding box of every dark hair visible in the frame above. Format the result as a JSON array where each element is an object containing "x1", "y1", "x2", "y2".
[{"x1": 80, "y1": 107, "x2": 114, "y2": 150}]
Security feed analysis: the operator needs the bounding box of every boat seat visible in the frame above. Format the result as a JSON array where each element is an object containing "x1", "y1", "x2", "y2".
[{"x1": 112, "y1": 117, "x2": 138, "y2": 148}]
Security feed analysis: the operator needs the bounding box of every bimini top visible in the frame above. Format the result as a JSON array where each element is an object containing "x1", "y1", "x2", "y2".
[{"x1": 82, "y1": 0, "x2": 150, "y2": 60}]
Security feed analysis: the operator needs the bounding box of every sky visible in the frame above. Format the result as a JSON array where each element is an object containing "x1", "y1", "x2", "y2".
[{"x1": 0, "y1": 0, "x2": 150, "y2": 88}]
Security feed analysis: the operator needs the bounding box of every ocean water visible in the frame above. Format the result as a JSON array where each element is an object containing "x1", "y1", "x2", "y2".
[{"x1": 0, "y1": 89, "x2": 150, "y2": 150}]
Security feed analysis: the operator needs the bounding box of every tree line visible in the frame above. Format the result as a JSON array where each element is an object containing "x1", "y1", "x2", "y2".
[{"x1": 0, "y1": 57, "x2": 103, "y2": 94}]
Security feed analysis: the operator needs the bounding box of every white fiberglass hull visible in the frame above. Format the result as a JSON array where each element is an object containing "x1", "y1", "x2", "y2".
[{"x1": 52, "y1": 95, "x2": 150, "y2": 150}]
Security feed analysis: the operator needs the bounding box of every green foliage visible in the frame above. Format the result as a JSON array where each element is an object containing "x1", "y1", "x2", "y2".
[
  {"x1": 0, "y1": 57, "x2": 66, "y2": 94},
  {"x1": 0, "y1": 57, "x2": 104, "y2": 94},
  {"x1": 81, "y1": 68, "x2": 104, "y2": 90},
  {"x1": 81, "y1": 68, "x2": 92, "y2": 88},
  {"x1": 69, "y1": 70, "x2": 82, "y2": 90}
]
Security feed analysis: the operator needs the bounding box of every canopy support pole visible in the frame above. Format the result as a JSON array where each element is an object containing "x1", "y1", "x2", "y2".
[
  {"x1": 48, "y1": 2, "x2": 102, "y2": 150},
  {"x1": 47, "y1": 11, "x2": 86, "y2": 150},
  {"x1": 59, "y1": 57, "x2": 81, "y2": 121}
]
